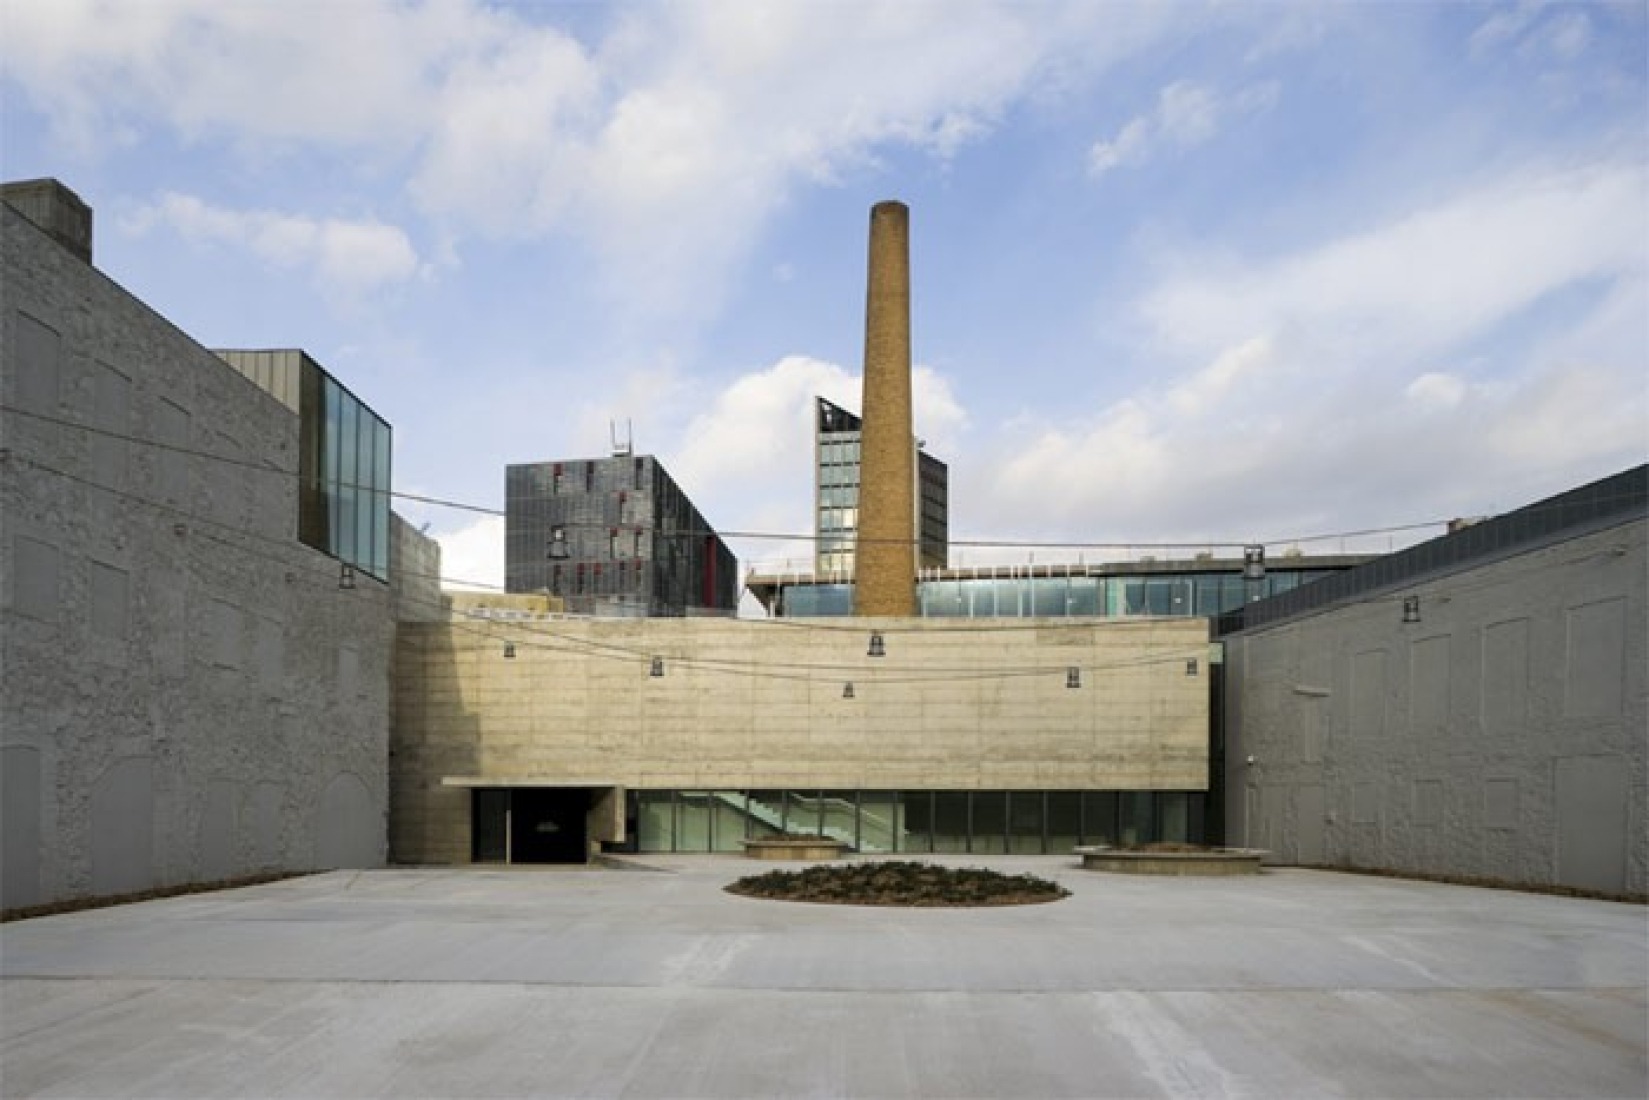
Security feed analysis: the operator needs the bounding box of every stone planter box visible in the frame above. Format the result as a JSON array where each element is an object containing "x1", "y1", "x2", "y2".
[
  {"x1": 740, "y1": 837, "x2": 849, "y2": 861},
  {"x1": 1073, "y1": 846, "x2": 1267, "y2": 875}
]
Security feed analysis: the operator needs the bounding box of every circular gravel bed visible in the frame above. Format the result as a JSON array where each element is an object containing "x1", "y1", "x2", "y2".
[{"x1": 725, "y1": 860, "x2": 1070, "y2": 907}]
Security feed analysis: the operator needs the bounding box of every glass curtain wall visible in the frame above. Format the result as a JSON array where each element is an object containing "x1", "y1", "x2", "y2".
[
  {"x1": 624, "y1": 790, "x2": 1203, "y2": 853},
  {"x1": 300, "y1": 370, "x2": 391, "y2": 581},
  {"x1": 793, "y1": 570, "x2": 1339, "y2": 619}
]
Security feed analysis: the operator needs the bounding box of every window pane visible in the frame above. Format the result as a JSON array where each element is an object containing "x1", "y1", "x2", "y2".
[
  {"x1": 1031, "y1": 579, "x2": 1066, "y2": 617},
  {"x1": 783, "y1": 790, "x2": 820, "y2": 835},
  {"x1": 355, "y1": 406, "x2": 374, "y2": 573},
  {"x1": 899, "y1": 790, "x2": 933, "y2": 852},
  {"x1": 1047, "y1": 792, "x2": 1081, "y2": 853},
  {"x1": 1082, "y1": 791, "x2": 1118, "y2": 845},
  {"x1": 675, "y1": 791, "x2": 711, "y2": 852},
  {"x1": 819, "y1": 790, "x2": 858, "y2": 848},
  {"x1": 971, "y1": 791, "x2": 1006, "y2": 854},
  {"x1": 1195, "y1": 577, "x2": 1224, "y2": 616},
  {"x1": 860, "y1": 791, "x2": 899, "y2": 854},
  {"x1": 1008, "y1": 791, "x2": 1044, "y2": 853},
  {"x1": 932, "y1": 792, "x2": 968, "y2": 853},
  {"x1": 1159, "y1": 792, "x2": 1190, "y2": 843},
  {"x1": 1067, "y1": 578, "x2": 1101, "y2": 617},
  {"x1": 1120, "y1": 792, "x2": 1155, "y2": 845},
  {"x1": 965, "y1": 580, "x2": 994, "y2": 618},
  {"x1": 637, "y1": 792, "x2": 672, "y2": 851},
  {"x1": 746, "y1": 790, "x2": 785, "y2": 838},
  {"x1": 994, "y1": 580, "x2": 1023, "y2": 617},
  {"x1": 710, "y1": 791, "x2": 746, "y2": 852},
  {"x1": 1124, "y1": 580, "x2": 1147, "y2": 616}
]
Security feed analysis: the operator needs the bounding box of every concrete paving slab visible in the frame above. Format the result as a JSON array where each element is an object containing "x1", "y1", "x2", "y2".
[{"x1": 2, "y1": 858, "x2": 1644, "y2": 1097}]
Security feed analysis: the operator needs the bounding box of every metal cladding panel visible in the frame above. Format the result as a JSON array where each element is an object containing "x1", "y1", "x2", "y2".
[
  {"x1": 214, "y1": 349, "x2": 303, "y2": 412},
  {"x1": 505, "y1": 454, "x2": 735, "y2": 615}
]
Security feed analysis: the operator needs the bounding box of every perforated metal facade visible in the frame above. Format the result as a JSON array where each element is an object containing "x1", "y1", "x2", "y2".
[{"x1": 505, "y1": 455, "x2": 737, "y2": 616}]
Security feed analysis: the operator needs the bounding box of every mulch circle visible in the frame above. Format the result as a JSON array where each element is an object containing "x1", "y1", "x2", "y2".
[{"x1": 725, "y1": 860, "x2": 1069, "y2": 907}]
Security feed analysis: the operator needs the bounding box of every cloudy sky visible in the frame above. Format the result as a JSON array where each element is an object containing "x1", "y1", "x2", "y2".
[{"x1": 3, "y1": 1, "x2": 1644, "y2": 598}]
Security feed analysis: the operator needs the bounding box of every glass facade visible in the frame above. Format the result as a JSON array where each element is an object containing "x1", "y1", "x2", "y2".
[
  {"x1": 504, "y1": 455, "x2": 738, "y2": 616},
  {"x1": 627, "y1": 789, "x2": 1204, "y2": 852},
  {"x1": 773, "y1": 568, "x2": 1340, "y2": 619},
  {"x1": 218, "y1": 349, "x2": 392, "y2": 582},
  {"x1": 815, "y1": 397, "x2": 947, "y2": 576},
  {"x1": 299, "y1": 364, "x2": 392, "y2": 581}
]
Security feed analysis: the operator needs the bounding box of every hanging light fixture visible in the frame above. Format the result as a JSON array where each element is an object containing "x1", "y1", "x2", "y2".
[
  {"x1": 650, "y1": 655, "x2": 665, "y2": 677},
  {"x1": 842, "y1": 682, "x2": 855, "y2": 699},
  {"x1": 1066, "y1": 667, "x2": 1081, "y2": 689},
  {"x1": 339, "y1": 563, "x2": 356, "y2": 590},
  {"x1": 547, "y1": 525, "x2": 570, "y2": 560},
  {"x1": 1402, "y1": 595, "x2": 1421, "y2": 624},
  {"x1": 503, "y1": 642, "x2": 516, "y2": 659},
  {"x1": 1242, "y1": 545, "x2": 1266, "y2": 581},
  {"x1": 867, "y1": 631, "x2": 886, "y2": 658}
]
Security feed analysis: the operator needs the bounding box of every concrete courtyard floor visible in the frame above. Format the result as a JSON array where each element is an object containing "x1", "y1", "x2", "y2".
[{"x1": 1, "y1": 857, "x2": 1644, "y2": 1099}]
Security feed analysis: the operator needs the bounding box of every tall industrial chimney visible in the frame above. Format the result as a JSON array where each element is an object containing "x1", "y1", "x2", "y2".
[{"x1": 853, "y1": 200, "x2": 917, "y2": 617}]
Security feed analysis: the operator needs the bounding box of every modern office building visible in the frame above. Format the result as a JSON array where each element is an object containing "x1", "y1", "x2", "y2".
[
  {"x1": 815, "y1": 396, "x2": 948, "y2": 577},
  {"x1": 504, "y1": 454, "x2": 738, "y2": 617},
  {"x1": 0, "y1": 179, "x2": 440, "y2": 911},
  {"x1": 1222, "y1": 466, "x2": 1647, "y2": 895}
]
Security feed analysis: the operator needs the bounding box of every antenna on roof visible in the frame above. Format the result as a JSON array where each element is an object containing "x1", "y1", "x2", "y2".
[{"x1": 611, "y1": 419, "x2": 633, "y2": 458}]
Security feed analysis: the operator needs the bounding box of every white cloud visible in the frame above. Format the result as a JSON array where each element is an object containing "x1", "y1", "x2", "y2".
[
  {"x1": 1167, "y1": 337, "x2": 1276, "y2": 417},
  {"x1": 1405, "y1": 372, "x2": 1468, "y2": 411},
  {"x1": 1, "y1": 0, "x2": 1193, "y2": 326},
  {"x1": 964, "y1": 157, "x2": 1647, "y2": 547},
  {"x1": 126, "y1": 193, "x2": 422, "y2": 297},
  {"x1": 1088, "y1": 118, "x2": 1152, "y2": 176},
  {"x1": 1138, "y1": 161, "x2": 1646, "y2": 361},
  {"x1": 1538, "y1": 11, "x2": 1592, "y2": 62},
  {"x1": 434, "y1": 514, "x2": 505, "y2": 592},
  {"x1": 1088, "y1": 78, "x2": 1278, "y2": 178},
  {"x1": 1468, "y1": 1, "x2": 1549, "y2": 58}
]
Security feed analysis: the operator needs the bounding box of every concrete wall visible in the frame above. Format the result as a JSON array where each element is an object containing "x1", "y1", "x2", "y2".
[
  {"x1": 391, "y1": 616, "x2": 1210, "y2": 863},
  {"x1": 1225, "y1": 518, "x2": 1647, "y2": 894},
  {"x1": 0, "y1": 203, "x2": 404, "y2": 909}
]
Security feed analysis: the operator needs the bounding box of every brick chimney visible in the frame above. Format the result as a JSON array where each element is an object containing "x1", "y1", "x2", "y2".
[{"x1": 853, "y1": 201, "x2": 917, "y2": 617}]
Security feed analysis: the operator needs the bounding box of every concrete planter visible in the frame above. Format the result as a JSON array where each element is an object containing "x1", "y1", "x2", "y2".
[
  {"x1": 740, "y1": 838, "x2": 849, "y2": 861},
  {"x1": 1073, "y1": 846, "x2": 1267, "y2": 875}
]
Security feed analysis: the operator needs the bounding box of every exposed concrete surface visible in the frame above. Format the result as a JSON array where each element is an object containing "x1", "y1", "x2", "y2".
[{"x1": 2, "y1": 858, "x2": 1644, "y2": 1098}]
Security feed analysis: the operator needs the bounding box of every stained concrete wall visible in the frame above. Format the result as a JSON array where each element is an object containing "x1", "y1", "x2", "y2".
[
  {"x1": 390, "y1": 616, "x2": 1211, "y2": 863},
  {"x1": 1225, "y1": 517, "x2": 1647, "y2": 894},
  {"x1": 0, "y1": 201, "x2": 413, "y2": 909}
]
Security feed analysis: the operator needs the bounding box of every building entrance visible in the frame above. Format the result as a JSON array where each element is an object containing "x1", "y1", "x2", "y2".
[{"x1": 471, "y1": 787, "x2": 590, "y2": 864}]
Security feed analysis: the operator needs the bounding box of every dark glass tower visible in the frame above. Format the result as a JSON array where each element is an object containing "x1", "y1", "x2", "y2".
[{"x1": 505, "y1": 455, "x2": 738, "y2": 617}]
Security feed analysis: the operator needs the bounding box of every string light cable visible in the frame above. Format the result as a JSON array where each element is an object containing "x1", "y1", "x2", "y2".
[
  {"x1": 0, "y1": 402, "x2": 1517, "y2": 553},
  {"x1": 5, "y1": 409, "x2": 1638, "y2": 655}
]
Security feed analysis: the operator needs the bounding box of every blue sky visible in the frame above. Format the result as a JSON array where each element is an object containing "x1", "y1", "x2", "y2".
[{"x1": 3, "y1": 1, "x2": 1644, "y2": 594}]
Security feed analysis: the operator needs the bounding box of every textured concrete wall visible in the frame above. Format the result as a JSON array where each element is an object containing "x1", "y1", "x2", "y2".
[
  {"x1": 1225, "y1": 519, "x2": 1647, "y2": 894},
  {"x1": 854, "y1": 201, "x2": 917, "y2": 616},
  {"x1": 0, "y1": 204, "x2": 404, "y2": 909},
  {"x1": 390, "y1": 616, "x2": 1210, "y2": 863}
]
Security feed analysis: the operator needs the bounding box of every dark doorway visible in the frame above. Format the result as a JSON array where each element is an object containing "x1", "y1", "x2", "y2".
[
  {"x1": 473, "y1": 789, "x2": 510, "y2": 862},
  {"x1": 471, "y1": 788, "x2": 591, "y2": 864},
  {"x1": 510, "y1": 788, "x2": 589, "y2": 864}
]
